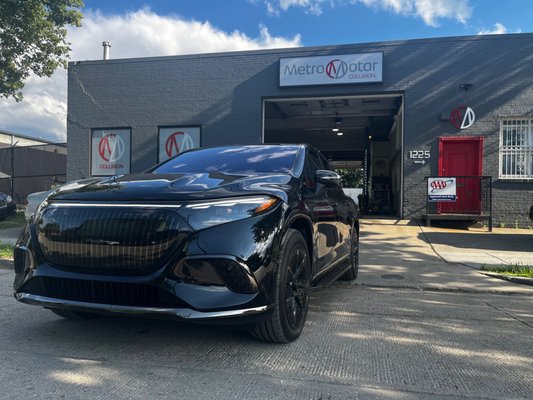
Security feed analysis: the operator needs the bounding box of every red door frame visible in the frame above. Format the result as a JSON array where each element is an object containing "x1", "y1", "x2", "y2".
[
  {"x1": 438, "y1": 136, "x2": 483, "y2": 176},
  {"x1": 438, "y1": 136, "x2": 484, "y2": 214}
]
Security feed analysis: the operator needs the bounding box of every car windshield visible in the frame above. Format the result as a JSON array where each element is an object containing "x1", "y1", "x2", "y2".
[{"x1": 152, "y1": 145, "x2": 299, "y2": 174}]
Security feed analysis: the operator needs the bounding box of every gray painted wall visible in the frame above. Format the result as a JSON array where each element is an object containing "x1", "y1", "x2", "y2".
[{"x1": 67, "y1": 33, "x2": 533, "y2": 226}]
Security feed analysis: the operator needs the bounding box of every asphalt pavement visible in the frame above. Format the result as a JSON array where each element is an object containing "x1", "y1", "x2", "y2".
[{"x1": 0, "y1": 219, "x2": 532, "y2": 399}]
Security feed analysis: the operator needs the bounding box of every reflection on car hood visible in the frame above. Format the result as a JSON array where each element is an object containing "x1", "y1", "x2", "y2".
[{"x1": 48, "y1": 173, "x2": 293, "y2": 203}]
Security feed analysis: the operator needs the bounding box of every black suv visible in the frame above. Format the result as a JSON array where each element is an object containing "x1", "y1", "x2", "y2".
[{"x1": 14, "y1": 144, "x2": 359, "y2": 342}]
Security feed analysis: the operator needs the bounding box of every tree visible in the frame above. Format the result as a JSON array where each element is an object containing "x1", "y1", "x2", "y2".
[
  {"x1": 336, "y1": 168, "x2": 364, "y2": 188},
  {"x1": 0, "y1": 0, "x2": 83, "y2": 102}
]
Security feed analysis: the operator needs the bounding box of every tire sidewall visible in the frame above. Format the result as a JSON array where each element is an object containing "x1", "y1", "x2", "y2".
[
  {"x1": 276, "y1": 230, "x2": 310, "y2": 342},
  {"x1": 351, "y1": 225, "x2": 359, "y2": 269}
]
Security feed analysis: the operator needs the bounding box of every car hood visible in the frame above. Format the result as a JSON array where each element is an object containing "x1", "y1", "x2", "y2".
[{"x1": 47, "y1": 172, "x2": 294, "y2": 203}]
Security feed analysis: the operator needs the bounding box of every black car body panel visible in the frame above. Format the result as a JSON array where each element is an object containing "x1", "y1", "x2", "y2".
[{"x1": 13, "y1": 145, "x2": 358, "y2": 328}]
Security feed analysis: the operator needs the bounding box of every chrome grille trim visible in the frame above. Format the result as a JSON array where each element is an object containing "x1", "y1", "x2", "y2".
[{"x1": 48, "y1": 202, "x2": 182, "y2": 208}]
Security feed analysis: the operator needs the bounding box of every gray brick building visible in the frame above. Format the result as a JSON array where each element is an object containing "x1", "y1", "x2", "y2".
[{"x1": 67, "y1": 33, "x2": 533, "y2": 226}]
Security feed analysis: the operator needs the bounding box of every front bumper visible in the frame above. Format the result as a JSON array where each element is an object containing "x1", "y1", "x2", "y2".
[
  {"x1": 13, "y1": 203, "x2": 287, "y2": 322},
  {"x1": 16, "y1": 292, "x2": 269, "y2": 320}
]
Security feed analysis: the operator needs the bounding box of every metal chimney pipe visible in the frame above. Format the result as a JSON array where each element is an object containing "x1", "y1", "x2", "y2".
[{"x1": 102, "y1": 41, "x2": 111, "y2": 60}]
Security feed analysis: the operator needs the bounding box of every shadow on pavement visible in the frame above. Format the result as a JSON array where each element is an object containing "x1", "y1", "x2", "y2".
[{"x1": 420, "y1": 231, "x2": 533, "y2": 252}]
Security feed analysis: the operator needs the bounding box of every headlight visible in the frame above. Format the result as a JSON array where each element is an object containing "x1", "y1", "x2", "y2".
[
  {"x1": 6, "y1": 195, "x2": 12, "y2": 203},
  {"x1": 179, "y1": 196, "x2": 279, "y2": 230}
]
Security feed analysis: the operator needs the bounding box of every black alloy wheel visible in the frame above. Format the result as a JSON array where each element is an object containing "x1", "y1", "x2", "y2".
[
  {"x1": 252, "y1": 229, "x2": 311, "y2": 343},
  {"x1": 340, "y1": 225, "x2": 359, "y2": 281}
]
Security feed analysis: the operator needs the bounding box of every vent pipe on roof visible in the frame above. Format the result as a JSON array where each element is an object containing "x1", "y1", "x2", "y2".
[{"x1": 102, "y1": 41, "x2": 111, "y2": 60}]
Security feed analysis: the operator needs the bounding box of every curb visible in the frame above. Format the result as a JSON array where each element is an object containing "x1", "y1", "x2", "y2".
[
  {"x1": 353, "y1": 282, "x2": 533, "y2": 296},
  {"x1": 0, "y1": 259, "x2": 13, "y2": 270},
  {"x1": 480, "y1": 271, "x2": 533, "y2": 287}
]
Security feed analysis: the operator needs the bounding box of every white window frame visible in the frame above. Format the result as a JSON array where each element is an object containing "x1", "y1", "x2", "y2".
[{"x1": 499, "y1": 118, "x2": 533, "y2": 180}]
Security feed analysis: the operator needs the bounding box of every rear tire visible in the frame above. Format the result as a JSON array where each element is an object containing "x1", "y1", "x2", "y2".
[
  {"x1": 340, "y1": 225, "x2": 359, "y2": 281},
  {"x1": 50, "y1": 308, "x2": 100, "y2": 320},
  {"x1": 251, "y1": 229, "x2": 311, "y2": 343}
]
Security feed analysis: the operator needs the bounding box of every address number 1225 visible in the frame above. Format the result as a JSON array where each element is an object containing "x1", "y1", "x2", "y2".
[{"x1": 409, "y1": 150, "x2": 430, "y2": 159}]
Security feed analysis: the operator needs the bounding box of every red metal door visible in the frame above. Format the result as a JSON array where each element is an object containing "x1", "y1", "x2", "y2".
[{"x1": 438, "y1": 137, "x2": 483, "y2": 214}]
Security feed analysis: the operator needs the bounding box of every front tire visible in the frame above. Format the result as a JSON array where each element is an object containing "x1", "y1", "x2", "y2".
[
  {"x1": 340, "y1": 225, "x2": 359, "y2": 281},
  {"x1": 252, "y1": 229, "x2": 311, "y2": 343}
]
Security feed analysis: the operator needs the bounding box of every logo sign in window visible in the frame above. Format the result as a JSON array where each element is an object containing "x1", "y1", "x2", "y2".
[
  {"x1": 158, "y1": 127, "x2": 201, "y2": 163},
  {"x1": 280, "y1": 52, "x2": 383, "y2": 87},
  {"x1": 428, "y1": 178, "x2": 457, "y2": 202},
  {"x1": 450, "y1": 106, "x2": 475, "y2": 129},
  {"x1": 91, "y1": 129, "x2": 131, "y2": 176}
]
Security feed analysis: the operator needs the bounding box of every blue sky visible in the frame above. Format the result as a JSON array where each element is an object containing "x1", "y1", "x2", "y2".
[
  {"x1": 82, "y1": 0, "x2": 529, "y2": 45},
  {"x1": 0, "y1": 0, "x2": 531, "y2": 141}
]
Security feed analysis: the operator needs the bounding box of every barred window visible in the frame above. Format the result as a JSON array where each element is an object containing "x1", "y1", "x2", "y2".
[{"x1": 499, "y1": 119, "x2": 533, "y2": 179}]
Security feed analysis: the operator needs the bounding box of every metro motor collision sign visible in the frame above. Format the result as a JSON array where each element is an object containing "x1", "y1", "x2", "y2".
[{"x1": 279, "y1": 52, "x2": 383, "y2": 87}]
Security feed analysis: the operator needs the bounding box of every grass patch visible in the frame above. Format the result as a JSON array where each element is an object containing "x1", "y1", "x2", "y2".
[
  {"x1": 0, "y1": 243, "x2": 14, "y2": 259},
  {"x1": 481, "y1": 264, "x2": 533, "y2": 278},
  {"x1": 0, "y1": 211, "x2": 26, "y2": 229}
]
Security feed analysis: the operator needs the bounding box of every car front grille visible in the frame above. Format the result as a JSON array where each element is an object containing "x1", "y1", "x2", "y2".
[
  {"x1": 0, "y1": 200, "x2": 6, "y2": 207},
  {"x1": 21, "y1": 276, "x2": 187, "y2": 307},
  {"x1": 36, "y1": 206, "x2": 188, "y2": 274}
]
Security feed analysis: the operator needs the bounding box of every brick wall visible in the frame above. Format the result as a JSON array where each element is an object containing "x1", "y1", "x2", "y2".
[{"x1": 67, "y1": 33, "x2": 533, "y2": 226}]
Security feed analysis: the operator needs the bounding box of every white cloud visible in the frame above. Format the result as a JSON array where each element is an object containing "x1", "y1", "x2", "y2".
[
  {"x1": 265, "y1": 0, "x2": 472, "y2": 26},
  {"x1": 478, "y1": 23, "x2": 521, "y2": 35},
  {"x1": 0, "y1": 9, "x2": 301, "y2": 142}
]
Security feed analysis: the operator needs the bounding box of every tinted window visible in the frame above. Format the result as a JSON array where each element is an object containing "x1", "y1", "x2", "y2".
[
  {"x1": 152, "y1": 146, "x2": 299, "y2": 174},
  {"x1": 319, "y1": 153, "x2": 332, "y2": 170},
  {"x1": 303, "y1": 150, "x2": 324, "y2": 189}
]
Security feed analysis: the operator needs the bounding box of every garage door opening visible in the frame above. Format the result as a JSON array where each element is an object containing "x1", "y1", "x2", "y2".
[{"x1": 263, "y1": 94, "x2": 403, "y2": 217}]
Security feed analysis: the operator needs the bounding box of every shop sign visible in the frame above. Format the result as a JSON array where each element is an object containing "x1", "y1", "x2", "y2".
[
  {"x1": 428, "y1": 177, "x2": 457, "y2": 202},
  {"x1": 280, "y1": 52, "x2": 383, "y2": 87},
  {"x1": 450, "y1": 106, "x2": 475, "y2": 129},
  {"x1": 158, "y1": 127, "x2": 200, "y2": 162},
  {"x1": 91, "y1": 129, "x2": 131, "y2": 176}
]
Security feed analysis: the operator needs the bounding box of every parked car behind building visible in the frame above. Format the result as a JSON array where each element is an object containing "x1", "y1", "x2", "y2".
[{"x1": 0, "y1": 192, "x2": 16, "y2": 219}]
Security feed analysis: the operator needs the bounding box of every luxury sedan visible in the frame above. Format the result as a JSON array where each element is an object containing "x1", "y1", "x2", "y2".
[{"x1": 13, "y1": 145, "x2": 359, "y2": 343}]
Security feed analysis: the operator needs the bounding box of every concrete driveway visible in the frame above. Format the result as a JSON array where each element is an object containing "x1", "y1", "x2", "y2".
[
  {"x1": 357, "y1": 219, "x2": 533, "y2": 294},
  {"x1": 0, "y1": 219, "x2": 532, "y2": 399}
]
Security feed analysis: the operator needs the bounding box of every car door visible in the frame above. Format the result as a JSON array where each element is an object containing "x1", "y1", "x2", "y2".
[
  {"x1": 302, "y1": 149, "x2": 339, "y2": 272},
  {"x1": 319, "y1": 153, "x2": 352, "y2": 261}
]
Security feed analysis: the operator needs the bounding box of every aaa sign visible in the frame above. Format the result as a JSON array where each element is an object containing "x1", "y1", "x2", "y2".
[
  {"x1": 427, "y1": 177, "x2": 457, "y2": 202},
  {"x1": 91, "y1": 129, "x2": 131, "y2": 176}
]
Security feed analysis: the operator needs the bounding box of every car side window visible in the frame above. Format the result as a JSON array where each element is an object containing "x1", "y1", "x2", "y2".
[
  {"x1": 318, "y1": 152, "x2": 345, "y2": 196},
  {"x1": 319, "y1": 153, "x2": 333, "y2": 171},
  {"x1": 304, "y1": 150, "x2": 324, "y2": 189}
]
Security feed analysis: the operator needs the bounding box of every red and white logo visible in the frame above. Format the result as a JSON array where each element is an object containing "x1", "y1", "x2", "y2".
[
  {"x1": 450, "y1": 106, "x2": 475, "y2": 130},
  {"x1": 165, "y1": 131, "x2": 194, "y2": 158},
  {"x1": 98, "y1": 133, "x2": 125, "y2": 162},
  {"x1": 430, "y1": 179, "x2": 452, "y2": 192},
  {"x1": 325, "y1": 59, "x2": 348, "y2": 79}
]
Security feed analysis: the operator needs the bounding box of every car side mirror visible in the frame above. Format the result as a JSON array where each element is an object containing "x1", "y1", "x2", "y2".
[{"x1": 315, "y1": 170, "x2": 341, "y2": 188}]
